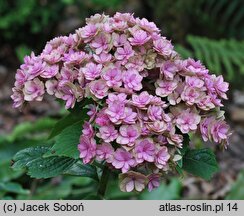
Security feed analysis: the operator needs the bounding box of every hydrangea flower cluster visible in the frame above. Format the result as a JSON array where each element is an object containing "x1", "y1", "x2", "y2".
[{"x1": 12, "y1": 13, "x2": 231, "y2": 192}]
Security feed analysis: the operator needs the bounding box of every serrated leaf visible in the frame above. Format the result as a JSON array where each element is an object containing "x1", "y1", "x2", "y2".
[
  {"x1": 49, "y1": 112, "x2": 86, "y2": 139},
  {"x1": 27, "y1": 156, "x2": 76, "y2": 179},
  {"x1": 13, "y1": 146, "x2": 49, "y2": 170},
  {"x1": 13, "y1": 147, "x2": 76, "y2": 178},
  {"x1": 49, "y1": 99, "x2": 91, "y2": 139},
  {"x1": 47, "y1": 121, "x2": 83, "y2": 159},
  {"x1": 12, "y1": 147, "x2": 98, "y2": 180},
  {"x1": 182, "y1": 148, "x2": 219, "y2": 180},
  {"x1": 64, "y1": 160, "x2": 98, "y2": 181}
]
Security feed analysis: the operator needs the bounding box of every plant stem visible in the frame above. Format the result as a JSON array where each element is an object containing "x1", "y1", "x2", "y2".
[{"x1": 97, "y1": 165, "x2": 110, "y2": 199}]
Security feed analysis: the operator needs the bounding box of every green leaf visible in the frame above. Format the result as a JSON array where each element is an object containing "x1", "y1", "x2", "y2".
[
  {"x1": 140, "y1": 178, "x2": 182, "y2": 200},
  {"x1": 49, "y1": 99, "x2": 91, "y2": 139},
  {"x1": 47, "y1": 121, "x2": 83, "y2": 159},
  {"x1": 48, "y1": 111, "x2": 86, "y2": 140},
  {"x1": 64, "y1": 160, "x2": 98, "y2": 181},
  {"x1": 13, "y1": 147, "x2": 76, "y2": 178},
  {"x1": 27, "y1": 156, "x2": 76, "y2": 179},
  {"x1": 0, "y1": 182, "x2": 30, "y2": 195},
  {"x1": 13, "y1": 147, "x2": 98, "y2": 180},
  {"x1": 181, "y1": 134, "x2": 190, "y2": 155},
  {"x1": 226, "y1": 170, "x2": 244, "y2": 200},
  {"x1": 182, "y1": 148, "x2": 219, "y2": 180},
  {"x1": 13, "y1": 146, "x2": 49, "y2": 170}
]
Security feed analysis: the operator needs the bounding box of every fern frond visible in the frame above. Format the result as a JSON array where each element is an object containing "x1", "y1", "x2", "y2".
[{"x1": 176, "y1": 36, "x2": 244, "y2": 81}]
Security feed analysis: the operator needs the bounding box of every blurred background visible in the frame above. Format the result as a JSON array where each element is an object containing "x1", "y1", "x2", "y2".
[{"x1": 0, "y1": 0, "x2": 244, "y2": 200}]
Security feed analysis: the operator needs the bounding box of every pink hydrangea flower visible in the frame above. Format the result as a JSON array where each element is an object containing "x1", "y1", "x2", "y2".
[
  {"x1": 135, "y1": 139, "x2": 155, "y2": 163},
  {"x1": 155, "y1": 146, "x2": 170, "y2": 169},
  {"x1": 60, "y1": 66, "x2": 78, "y2": 82},
  {"x1": 128, "y1": 29, "x2": 151, "y2": 46},
  {"x1": 185, "y1": 58, "x2": 208, "y2": 76},
  {"x1": 125, "y1": 55, "x2": 145, "y2": 71},
  {"x1": 116, "y1": 124, "x2": 140, "y2": 146},
  {"x1": 123, "y1": 107, "x2": 137, "y2": 124},
  {"x1": 150, "y1": 96, "x2": 167, "y2": 106},
  {"x1": 14, "y1": 69, "x2": 28, "y2": 88},
  {"x1": 82, "y1": 121, "x2": 94, "y2": 138},
  {"x1": 153, "y1": 38, "x2": 173, "y2": 56},
  {"x1": 176, "y1": 109, "x2": 201, "y2": 133},
  {"x1": 148, "y1": 105, "x2": 163, "y2": 121},
  {"x1": 96, "y1": 143, "x2": 114, "y2": 161},
  {"x1": 102, "y1": 67, "x2": 122, "y2": 87},
  {"x1": 123, "y1": 69, "x2": 143, "y2": 91},
  {"x1": 89, "y1": 80, "x2": 109, "y2": 99},
  {"x1": 197, "y1": 95, "x2": 215, "y2": 111},
  {"x1": 45, "y1": 80, "x2": 58, "y2": 95},
  {"x1": 112, "y1": 149, "x2": 136, "y2": 173},
  {"x1": 95, "y1": 109, "x2": 111, "y2": 126},
  {"x1": 114, "y1": 43, "x2": 134, "y2": 61},
  {"x1": 112, "y1": 33, "x2": 127, "y2": 47},
  {"x1": 156, "y1": 79, "x2": 178, "y2": 97},
  {"x1": 81, "y1": 62, "x2": 102, "y2": 80},
  {"x1": 93, "y1": 52, "x2": 112, "y2": 64},
  {"x1": 21, "y1": 52, "x2": 45, "y2": 80},
  {"x1": 87, "y1": 104, "x2": 97, "y2": 119},
  {"x1": 120, "y1": 171, "x2": 147, "y2": 192},
  {"x1": 11, "y1": 88, "x2": 24, "y2": 108},
  {"x1": 97, "y1": 124, "x2": 118, "y2": 142},
  {"x1": 78, "y1": 136, "x2": 96, "y2": 164},
  {"x1": 147, "y1": 174, "x2": 160, "y2": 192},
  {"x1": 186, "y1": 76, "x2": 204, "y2": 88},
  {"x1": 160, "y1": 61, "x2": 178, "y2": 80},
  {"x1": 211, "y1": 120, "x2": 231, "y2": 143},
  {"x1": 78, "y1": 23, "x2": 97, "y2": 41},
  {"x1": 136, "y1": 17, "x2": 159, "y2": 33},
  {"x1": 131, "y1": 91, "x2": 152, "y2": 108},
  {"x1": 12, "y1": 13, "x2": 231, "y2": 193},
  {"x1": 213, "y1": 75, "x2": 229, "y2": 99},
  {"x1": 41, "y1": 64, "x2": 59, "y2": 78},
  {"x1": 63, "y1": 50, "x2": 87, "y2": 65},
  {"x1": 58, "y1": 81, "x2": 78, "y2": 109},
  {"x1": 105, "y1": 93, "x2": 127, "y2": 124},
  {"x1": 167, "y1": 133, "x2": 183, "y2": 147},
  {"x1": 200, "y1": 117, "x2": 214, "y2": 142},
  {"x1": 112, "y1": 20, "x2": 128, "y2": 31},
  {"x1": 181, "y1": 87, "x2": 202, "y2": 105},
  {"x1": 23, "y1": 78, "x2": 45, "y2": 101},
  {"x1": 41, "y1": 46, "x2": 62, "y2": 64},
  {"x1": 91, "y1": 33, "x2": 111, "y2": 54},
  {"x1": 146, "y1": 121, "x2": 168, "y2": 134}
]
